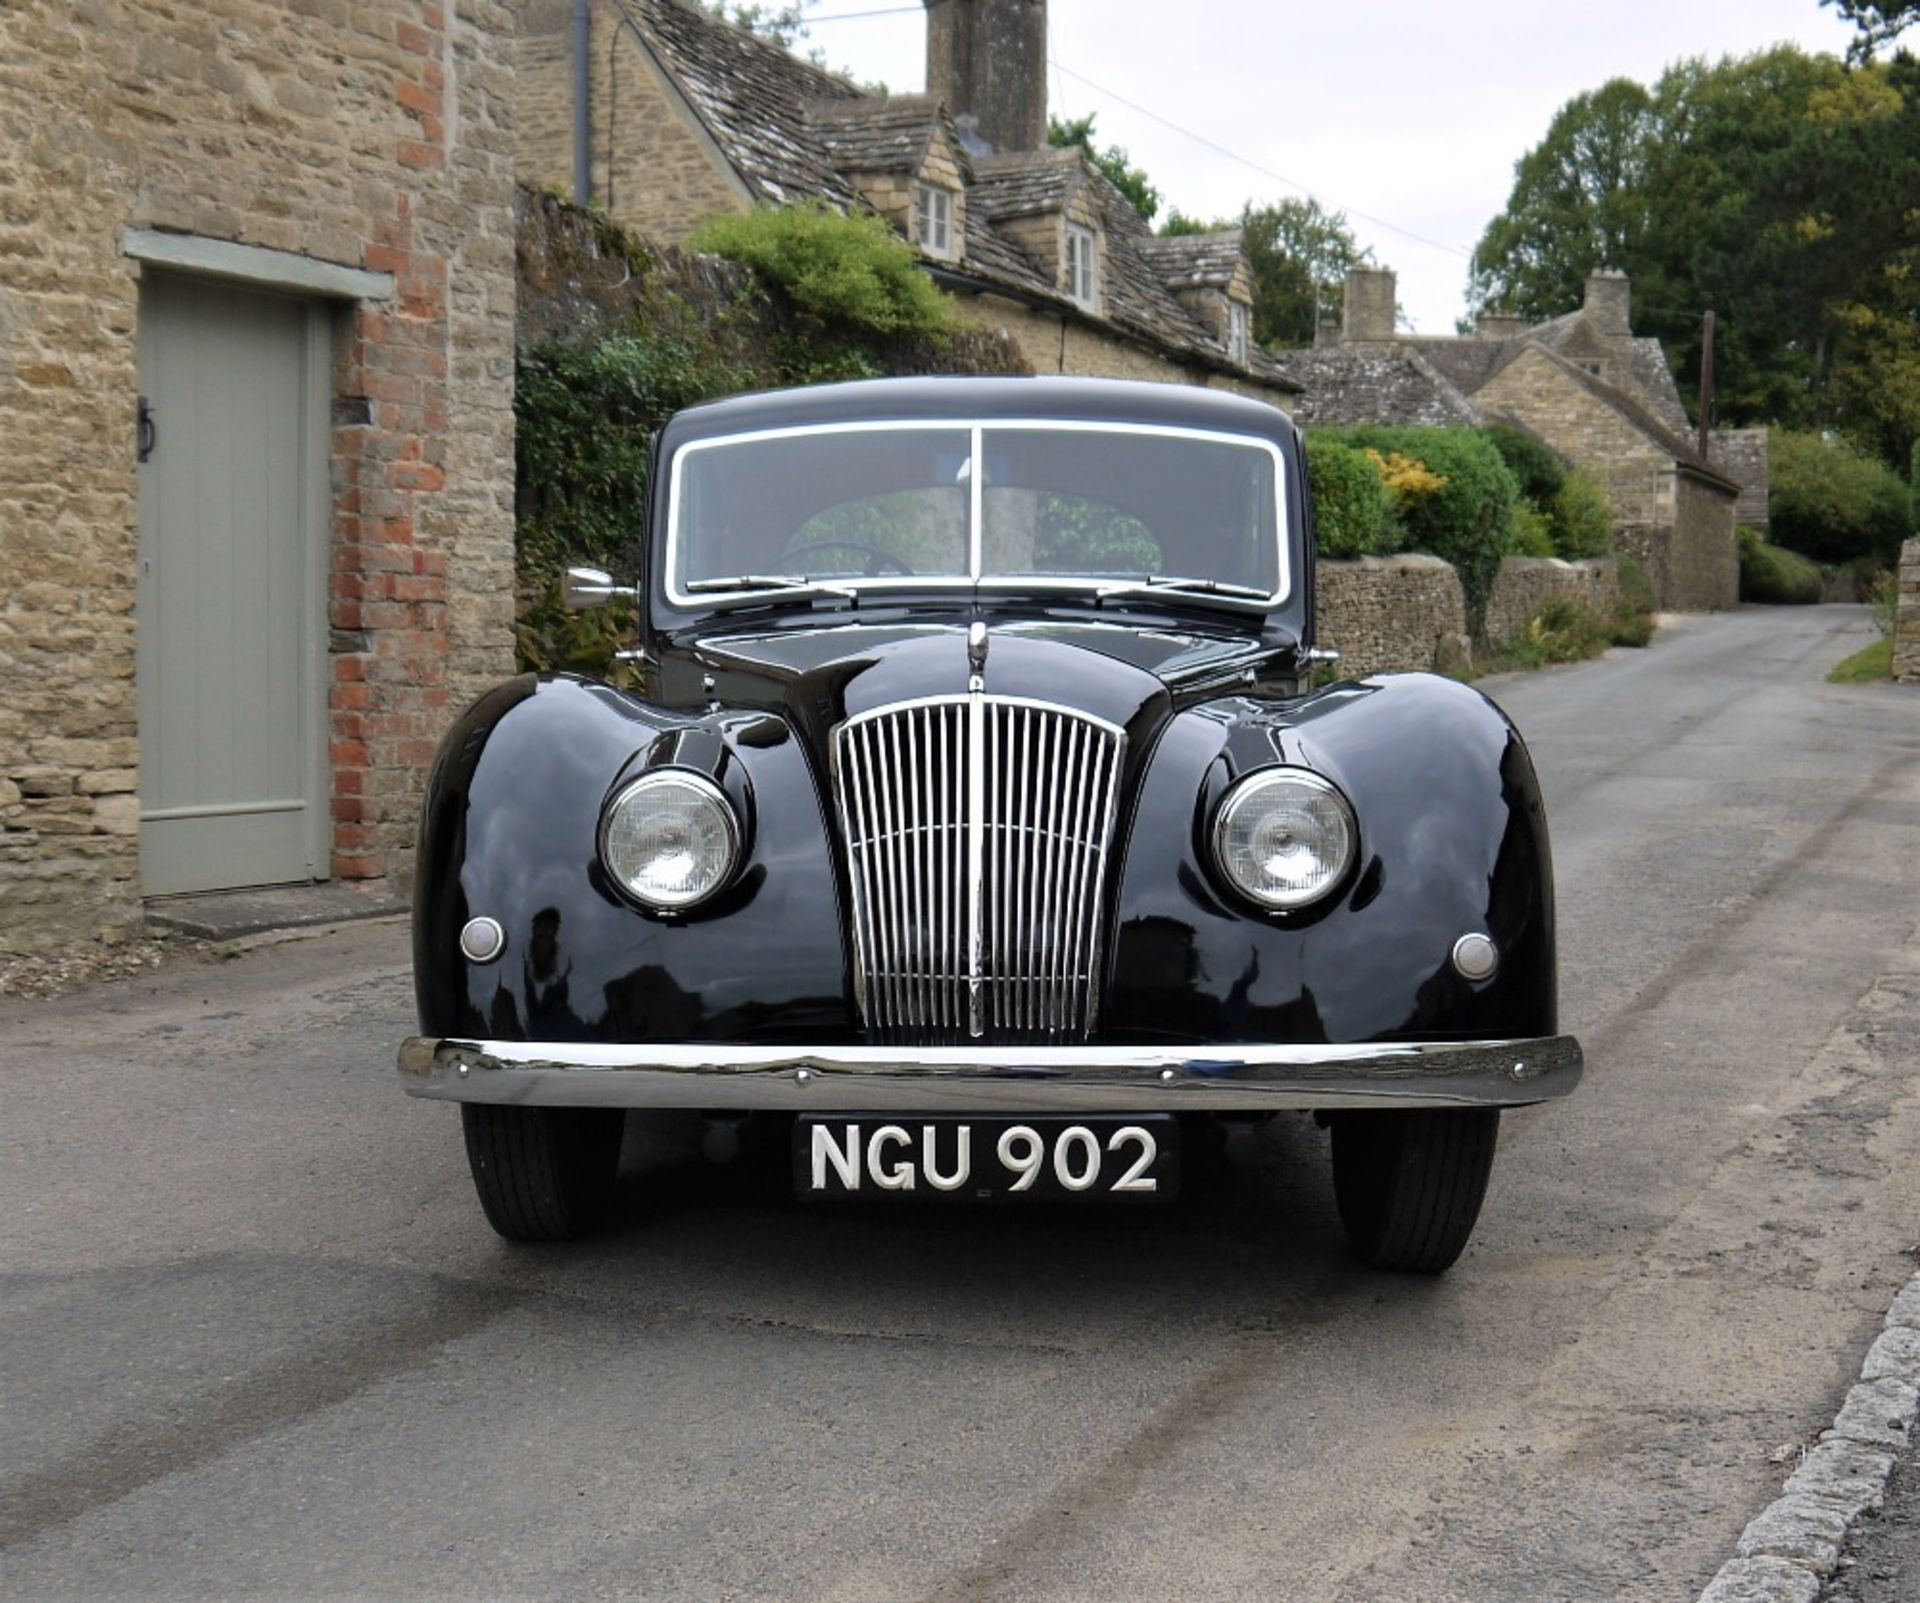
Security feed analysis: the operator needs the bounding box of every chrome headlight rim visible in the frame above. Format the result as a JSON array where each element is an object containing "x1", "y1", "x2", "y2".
[
  {"x1": 1209, "y1": 766, "x2": 1359, "y2": 912},
  {"x1": 597, "y1": 768, "x2": 742, "y2": 912}
]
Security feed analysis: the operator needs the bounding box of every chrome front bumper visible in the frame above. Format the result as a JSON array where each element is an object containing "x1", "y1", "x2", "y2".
[{"x1": 397, "y1": 1035, "x2": 1582, "y2": 1113}]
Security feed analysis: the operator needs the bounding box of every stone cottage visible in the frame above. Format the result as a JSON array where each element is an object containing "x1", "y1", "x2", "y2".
[
  {"x1": 517, "y1": 0, "x2": 1298, "y2": 403},
  {"x1": 1278, "y1": 265, "x2": 1754, "y2": 610},
  {"x1": 0, "y1": 2, "x2": 519, "y2": 953}
]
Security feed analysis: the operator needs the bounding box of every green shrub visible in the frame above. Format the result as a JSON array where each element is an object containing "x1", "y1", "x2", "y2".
[
  {"x1": 689, "y1": 203, "x2": 956, "y2": 340},
  {"x1": 1768, "y1": 428, "x2": 1912, "y2": 567},
  {"x1": 1506, "y1": 501, "x2": 1556, "y2": 557},
  {"x1": 1526, "y1": 597, "x2": 1610, "y2": 663},
  {"x1": 1737, "y1": 527, "x2": 1823, "y2": 605},
  {"x1": 515, "y1": 334, "x2": 753, "y2": 677},
  {"x1": 1317, "y1": 426, "x2": 1520, "y2": 625},
  {"x1": 1609, "y1": 556, "x2": 1657, "y2": 647},
  {"x1": 1483, "y1": 422, "x2": 1565, "y2": 507},
  {"x1": 1549, "y1": 470, "x2": 1614, "y2": 559},
  {"x1": 1305, "y1": 436, "x2": 1392, "y2": 558}
]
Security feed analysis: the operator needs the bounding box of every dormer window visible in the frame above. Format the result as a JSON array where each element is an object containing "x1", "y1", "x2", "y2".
[
  {"x1": 1228, "y1": 301, "x2": 1250, "y2": 365},
  {"x1": 915, "y1": 183, "x2": 955, "y2": 259},
  {"x1": 1065, "y1": 225, "x2": 1097, "y2": 309}
]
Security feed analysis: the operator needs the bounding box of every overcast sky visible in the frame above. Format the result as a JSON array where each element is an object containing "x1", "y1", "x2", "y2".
[{"x1": 798, "y1": 0, "x2": 1859, "y2": 334}]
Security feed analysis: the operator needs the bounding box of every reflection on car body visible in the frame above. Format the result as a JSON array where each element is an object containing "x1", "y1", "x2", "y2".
[{"x1": 400, "y1": 377, "x2": 1581, "y2": 1272}]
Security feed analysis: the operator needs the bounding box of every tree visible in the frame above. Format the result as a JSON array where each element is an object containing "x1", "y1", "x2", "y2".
[
  {"x1": 1163, "y1": 198, "x2": 1369, "y2": 349},
  {"x1": 1469, "y1": 46, "x2": 1920, "y2": 462},
  {"x1": 1466, "y1": 78, "x2": 1657, "y2": 322},
  {"x1": 1048, "y1": 114, "x2": 1160, "y2": 222},
  {"x1": 1821, "y1": 1, "x2": 1920, "y2": 61},
  {"x1": 1238, "y1": 198, "x2": 1370, "y2": 348}
]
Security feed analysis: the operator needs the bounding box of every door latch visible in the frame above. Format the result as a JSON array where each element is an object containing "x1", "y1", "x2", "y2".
[{"x1": 137, "y1": 396, "x2": 157, "y2": 463}]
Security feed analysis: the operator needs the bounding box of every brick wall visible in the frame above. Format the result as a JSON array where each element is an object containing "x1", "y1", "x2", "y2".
[
  {"x1": 1314, "y1": 556, "x2": 1470, "y2": 677},
  {"x1": 1895, "y1": 538, "x2": 1920, "y2": 684},
  {"x1": 1482, "y1": 559, "x2": 1621, "y2": 648},
  {"x1": 0, "y1": 1, "x2": 516, "y2": 952}
]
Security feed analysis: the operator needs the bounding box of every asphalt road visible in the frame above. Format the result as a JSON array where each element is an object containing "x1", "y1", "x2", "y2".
[{"x1": 4, "y1": 604, "x2": 1918, "y2": 1603}]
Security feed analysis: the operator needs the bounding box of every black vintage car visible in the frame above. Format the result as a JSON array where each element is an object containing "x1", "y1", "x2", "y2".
[{"x1": 400, "y1": 376, "x2": 1581, "y2": 1271}]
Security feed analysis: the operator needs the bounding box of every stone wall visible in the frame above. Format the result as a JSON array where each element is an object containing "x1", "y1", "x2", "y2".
[
  {"x1": 0, "y1": 1, "x2": 517, "y2": 952},
  {"x1": 1665, "y1": 472, "x2": 1740, "y2": 611},
  {"x1": 1482, "y1": 558, "x2": 1621, "y2": 648},
  {"x1": 1313, "y1": 556, "x2": 1469, "y2": 677},
  {"x1": 520, "y1": 1, "x2": 751, "y2": 246},
  {"x1": 1712, "y1": 426, "x2": 1770, "y2": 532},
  {"x1": 1896, "y1": 538, "x2": 1920, "y2": 684}
]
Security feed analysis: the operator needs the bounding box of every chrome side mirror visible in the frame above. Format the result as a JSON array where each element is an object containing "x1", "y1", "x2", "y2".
[{"x1": 562, "y1": 566, "x2": 637, "y2": 612}]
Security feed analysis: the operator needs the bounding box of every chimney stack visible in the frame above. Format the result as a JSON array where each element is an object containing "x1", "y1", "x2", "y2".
[
  {"x1": 1341, "y1": 266, "x2": 1397, "y2": 343},
  {"x1": 923, "y1": 0, "x2": 1047, "y2": 154},
  {"x1": 1583, "y1": 268, "x2": 1632, "y2": 339}
]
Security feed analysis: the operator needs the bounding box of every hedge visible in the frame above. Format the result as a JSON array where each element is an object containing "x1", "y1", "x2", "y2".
[
  {"x1": 1305, "y1": 436, "x2": 1391, "y2": 558},
  {"x1": 1768, "y1": 428, "x2": 1912, "y2": 567},
  {"x1": 1737, "y1": 528, "x2": 1823, "y2": 605},
  {"x1": 1315, "y1": 425, "x2": 1520, "y2": 624}
]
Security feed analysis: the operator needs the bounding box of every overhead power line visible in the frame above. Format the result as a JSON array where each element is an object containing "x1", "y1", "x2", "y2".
[{"x1": 1048, "y1": 60, "x2": 1475, "y2": 262}]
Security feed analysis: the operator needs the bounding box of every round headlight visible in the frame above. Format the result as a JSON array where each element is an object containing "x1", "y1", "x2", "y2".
[
  {"x1": 1211, "y1": 768, "x2": 1357, "y2": 910},
  {"x1": 599, "y1": 770, "x2": 740, "y2": 910}
]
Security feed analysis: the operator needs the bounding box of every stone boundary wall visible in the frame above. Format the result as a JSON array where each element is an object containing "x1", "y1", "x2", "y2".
[
  {"x1": 1896, "y1": 538, "x2": 1920, "y2": 684},
  {"x1": 1482, "y1": 558, "x2": 1620, "y2": 648},
  {"x1": 1317, "y1": 554, "x2": 1627, "y2": 677},
  {"x1": 1314, "y1": 556, "x2": 1469, "y2": 677}
]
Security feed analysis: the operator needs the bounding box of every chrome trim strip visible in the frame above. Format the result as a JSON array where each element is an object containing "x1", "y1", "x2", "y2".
[{"x1": 398, "y1": 1034, "x2": 1585, "y2": 1113}]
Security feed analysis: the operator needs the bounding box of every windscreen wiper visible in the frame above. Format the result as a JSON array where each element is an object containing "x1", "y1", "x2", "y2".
[
  {"x1": 1093, "y1": 575, "x2": 1271, "y2": 606},
  {"x1": 685, "y1": 574, "x2": 859, "y2": 603}
]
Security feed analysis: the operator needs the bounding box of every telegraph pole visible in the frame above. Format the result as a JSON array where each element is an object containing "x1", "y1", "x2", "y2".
[{"x1": 1696, "y1": 309, "x2": 1716, "y2": 462}]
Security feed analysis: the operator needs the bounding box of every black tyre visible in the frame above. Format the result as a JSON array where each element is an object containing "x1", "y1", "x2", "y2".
[
  {"x1": 461, "y1": 1105, "x2": 625, "y2": 1242},
  {"x1": 1330, "y1": 1109, "x2": 1499, "y2": 1273}
]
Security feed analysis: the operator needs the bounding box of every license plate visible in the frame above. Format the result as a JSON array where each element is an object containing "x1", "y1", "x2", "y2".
[{"x1": 794, "y1": 1115, "x2": 1179, "y2": 1201}]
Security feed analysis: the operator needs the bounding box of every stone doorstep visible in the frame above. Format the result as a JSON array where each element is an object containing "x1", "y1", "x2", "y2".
[{"x1": 143, "y1": 880, "x2": 409, "y2": 941}]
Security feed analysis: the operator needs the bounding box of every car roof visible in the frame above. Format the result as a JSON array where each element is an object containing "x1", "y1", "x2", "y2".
[{"x1": 662, "y1": 375, "x2": 1301, "y2": 447}]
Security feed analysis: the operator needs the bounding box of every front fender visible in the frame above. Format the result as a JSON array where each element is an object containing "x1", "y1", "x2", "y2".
[
  {"x1": 412, "y1": 675, "x2": 853, "y2": 1044},
  {"x1": 1104, "y1": 672, "x2": 1555, "y2": 1045}
]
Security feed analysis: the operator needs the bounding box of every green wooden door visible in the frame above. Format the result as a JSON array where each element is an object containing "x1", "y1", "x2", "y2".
[{"x1": 136, "y1": 275, "x2": 330, "y2": 896}]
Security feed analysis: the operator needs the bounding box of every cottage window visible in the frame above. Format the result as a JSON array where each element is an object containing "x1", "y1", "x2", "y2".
[
  {"x1": 1228, "y1": 301, "x2": 1250, "y2": 365},
  {"x1": 915, "y1": 184, "x2": 955, "y2": 258},
  {"x1": 1065, "y1": 225, "x2": 1098, "y2": 309}
]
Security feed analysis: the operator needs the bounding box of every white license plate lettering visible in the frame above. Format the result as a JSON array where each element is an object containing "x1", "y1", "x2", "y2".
[
  {"x1": 1052, "y1": 1125, "x2": 1102, "y2": 1191},
  {"x1": 1107, "y1": 1125, "x2": 1159, "y2": 1193},
  {"x1": 996, "y1": 1124, "x2": 1045, "y2": 1191},
  {"x1": 803, "y1": 1120, "x2": 1167, "y2": 1197}
]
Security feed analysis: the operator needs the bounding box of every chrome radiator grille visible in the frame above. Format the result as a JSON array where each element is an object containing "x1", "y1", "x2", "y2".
[{"x1": 831, "y1": 695, "x2": 1127, "y2": 1044}]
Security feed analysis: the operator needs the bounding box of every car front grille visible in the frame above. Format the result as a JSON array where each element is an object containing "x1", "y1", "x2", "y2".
[{"x1": 830, "y1": 694, "x2": 1127, "y2": 1044}]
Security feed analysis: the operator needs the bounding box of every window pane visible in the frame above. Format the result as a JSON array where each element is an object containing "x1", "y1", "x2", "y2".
[
  {"x1": 675, "y1": 429, "x2": 971, "y2": 586},
  {"x1": 980, "y1": 429, "x2": 1279, "y2": 591}
]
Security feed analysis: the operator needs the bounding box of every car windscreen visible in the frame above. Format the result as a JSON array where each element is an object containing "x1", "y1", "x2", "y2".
[{"x1": 667, "y1": 421, "x2": 1287, "y2": 604}]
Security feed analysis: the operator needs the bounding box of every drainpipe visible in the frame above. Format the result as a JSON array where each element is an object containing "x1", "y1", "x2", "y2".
[{"x1": 573, "y1": 0, "x2": 592, "y2": 205}]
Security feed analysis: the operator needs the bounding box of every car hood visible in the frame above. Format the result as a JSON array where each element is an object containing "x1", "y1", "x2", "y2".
[{"x1": 663, "y1": 614, "x2": 1292, "y2": 753}]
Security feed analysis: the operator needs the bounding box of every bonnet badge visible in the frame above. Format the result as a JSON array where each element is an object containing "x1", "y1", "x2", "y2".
[{"x1": 967, "y1": 620, "x2": 989, "y2": 679}]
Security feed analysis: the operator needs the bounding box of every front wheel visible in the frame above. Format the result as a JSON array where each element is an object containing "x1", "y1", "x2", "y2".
[
  {"x1": 461, "y1": 1105, "x2": 625, "y2": 1241},
  {"x1": 1330, "y1": 1109, "x2": 1499, "y2": 1273}
]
